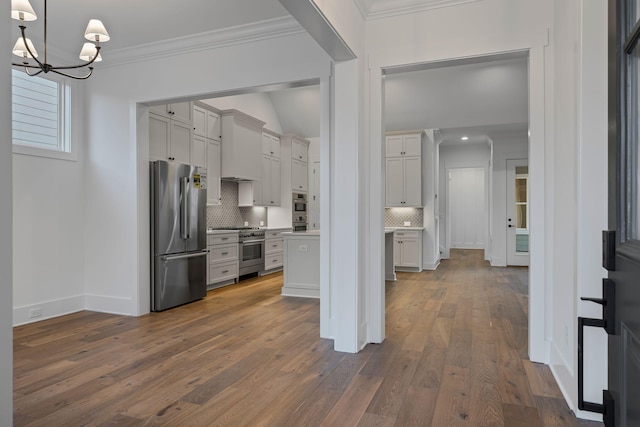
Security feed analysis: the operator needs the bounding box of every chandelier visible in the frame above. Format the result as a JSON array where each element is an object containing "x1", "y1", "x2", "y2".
[{"x1": 11, "y1": 0, "x2": 110, "y2": 80}]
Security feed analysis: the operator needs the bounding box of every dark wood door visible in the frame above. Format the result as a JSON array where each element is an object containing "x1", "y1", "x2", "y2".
[{"x1": 608, "y1": 1, "x2": 640, "y2": 426}]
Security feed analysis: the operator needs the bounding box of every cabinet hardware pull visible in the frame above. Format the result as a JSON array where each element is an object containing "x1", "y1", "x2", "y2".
[
  {"x1": 221, "y1": 237, "x2": 228, "y2": 240},
  {"x1": 221, "y1": 252, "x2": 228, "y2": 255},
  {"x1": 221, "y1": 270, "x2": 229, "y2": 274}
]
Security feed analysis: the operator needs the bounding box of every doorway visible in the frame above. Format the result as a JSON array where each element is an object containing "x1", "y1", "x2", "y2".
[
  {"x1": 506, "y1": 159, "x2": 530, "y2": 266},
  {"x1": 447, "y1": 167, "x2": 487, "y2": 252}
]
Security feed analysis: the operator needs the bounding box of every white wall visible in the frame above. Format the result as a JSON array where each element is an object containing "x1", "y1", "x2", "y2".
[
  {"x1": 1, "y1": 3, "x2": 14, "y2": 423},
  {"x1": 490, "y1": 133, "x2": 529, "y2": 266},
  {"x1": 201, "y1": 92, "x2": 284, "y2": 134},
  {"x1": 438, "y1": 143, "x2": 491, "y2": 258},
  {"x1": 82, "y1": 31, "x2": 331, "y2": 318},
  {"x1": 13, "y1": 154, "x2": 86, "y2": 325}
]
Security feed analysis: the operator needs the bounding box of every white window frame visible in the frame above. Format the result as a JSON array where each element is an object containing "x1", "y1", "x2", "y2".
[{"x1": 11, "y1": 69, "x2": 79, "y2": 161}]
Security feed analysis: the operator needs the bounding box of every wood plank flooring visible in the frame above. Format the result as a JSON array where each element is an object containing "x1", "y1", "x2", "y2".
[{"x1": 13, "y1": 249, "x2": 602, "y2": 426}]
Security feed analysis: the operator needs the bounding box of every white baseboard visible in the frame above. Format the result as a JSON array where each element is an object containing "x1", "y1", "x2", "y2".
[
  {"x1": 423, "y1": 258, "x2": 441, "y2": 270},
  {"x1": 13, "y1": 295, "x2": 85, "y2": 326},
  {"x1": 85, "y1": 294, "x2": 133, "y2": 316},
  {"x1": 490, "y1": 256, "x2": 506, "y2": 267}
]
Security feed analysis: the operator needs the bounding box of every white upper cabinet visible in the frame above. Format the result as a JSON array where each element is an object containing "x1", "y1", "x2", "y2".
[
  {"x1": 207, "y1": 139, "x2": 221, "y2": 205},
  {"x1": 291, "y1": 138, "x2": 309, "y2": 162},
  {"x1": 193, "y1": 103, "x2": 221, "y2": 141},
  {"x1": 191, "y1": 134, "x2": 207, "y2": 168},
  {"x1": 385, "y1": 133, "x2": 421, "y2": 157},
  {"x1": 149, "y1": 112, "x2": 192, "y2": 164},
  {"x1": 150, "y1": 102, "x2": 193, "y2": 125},
  {"x1": 385, "y1": 131, "x2": 422, "y2": 207},
  {"x1": 262, "y1": 132, "x2": 281, "y2": 159},
  {"x1": 292, "y1": 158, "x2": 308, "y2": 192}
]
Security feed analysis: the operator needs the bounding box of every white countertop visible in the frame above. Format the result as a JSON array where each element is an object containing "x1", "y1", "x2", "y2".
[
  {"x1": 283, "y1": 230, "x2": 320, "y2": 237},
  {"x1": 385, "y1": 226, "x2": 425, "y2": 231},
  {"x1": 206, "y1": 229, "x2": 240, "y2": 235}
]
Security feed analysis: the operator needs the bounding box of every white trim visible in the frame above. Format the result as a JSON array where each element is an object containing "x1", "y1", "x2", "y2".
[
  {"x1": 490, "y1": 256, "x2": 506, "y2": 267},
  {"x1": 85, "y1": 294, "x2": 133, "y2": 316},
  {"x1": 105, "y1": 16, "x2": 304, "y2": 67},
  {"x1": 13, "y1": 295, "x2": 85, "y2": 326},
  {"x1": 365, "y1": 0, "x2": 484, "y2": 20},
  {"x1": 422, "y1": 259, "x2": 441, "y2": 270}
]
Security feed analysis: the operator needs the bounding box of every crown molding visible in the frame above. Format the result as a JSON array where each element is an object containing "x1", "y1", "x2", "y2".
[
  {"x1": 102, "y1": 16, "x2": 304, "y2": 68},
  {"x1": 365, "y1": 0, "x2": 483, "y2": 20},
  {"x1": 353, "y1": 0, "x2": 374, "y2": 19}
]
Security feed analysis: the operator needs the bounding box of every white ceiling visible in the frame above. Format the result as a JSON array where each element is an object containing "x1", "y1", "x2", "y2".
[
  {"x1": 11, "y1": 1, "x2": 528, "y2": 144},
  {"x1": 384, "y1": 56, "x2": 529, "y2": 145},
  {"x1": 10, "y1": 0, "x2": 290, "y2": 54}
]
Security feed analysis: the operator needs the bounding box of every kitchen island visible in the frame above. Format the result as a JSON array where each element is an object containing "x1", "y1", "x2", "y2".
[
  {"x1": 282, "y1": 229, "x2": 397, "y2": 300},
  {"x1": 282, "y1": 230, "x2": 320, "y2": 298}
]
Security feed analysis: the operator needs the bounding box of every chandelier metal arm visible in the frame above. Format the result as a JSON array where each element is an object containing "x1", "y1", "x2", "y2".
[{"x1": 50, "y1": 67, "x2": 93, "y2": 80}]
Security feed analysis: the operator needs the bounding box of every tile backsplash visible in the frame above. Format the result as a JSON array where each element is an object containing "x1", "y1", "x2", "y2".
[
  {"x1": 207, "y1": 181, "x2": 267, "y2": 228},
  {"x1": 385, "y1": 207, "x2": 423, "y2": 228}
]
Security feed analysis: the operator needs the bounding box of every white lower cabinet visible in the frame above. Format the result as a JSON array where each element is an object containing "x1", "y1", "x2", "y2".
[
  {"x1": 207, "y1": 232, "x2": 239, "y2": 288},
  {"x1": 262, "y1": 228, "x2": 291, "y2": 274},
  {"x1": 394, "y1": 230, "x2": 423, "y2": 271}
]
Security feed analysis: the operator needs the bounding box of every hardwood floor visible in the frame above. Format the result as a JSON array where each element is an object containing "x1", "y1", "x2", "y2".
[{"x1": 13, "y1": 249, "x2": 602, "y2": 426}]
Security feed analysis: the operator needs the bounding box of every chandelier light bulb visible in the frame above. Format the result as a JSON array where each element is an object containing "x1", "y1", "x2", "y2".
[
  {"x1": 84, "y1": 19, "x2": 110, "y2": 43},
  {"x1": 79, "y1": 43, "x2": 102, "y2": 62},
  {"x1": 12, "y1": 37, "x2": 38, "y2": 58},
  {"x1": 11, "y1": 0, "x2": 37, "y2": 21}
]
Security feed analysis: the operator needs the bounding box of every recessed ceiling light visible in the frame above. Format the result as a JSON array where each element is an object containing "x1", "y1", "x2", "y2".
[{"x1": 461, "y1": 136, "x2": 469, "y2": 141}]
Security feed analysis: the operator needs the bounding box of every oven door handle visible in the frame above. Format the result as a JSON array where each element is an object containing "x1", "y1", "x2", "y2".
[{"x1": 241, "y1": 239, "x2": 265, "y2": 244}]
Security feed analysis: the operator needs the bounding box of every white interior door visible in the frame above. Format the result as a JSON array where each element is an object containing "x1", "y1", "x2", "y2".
[
  {"x1": 506, "y1": 159, "x2": 530, "y2": 266},
  {"x1": 448, "y1": 167, "x2": 486, "y2": 250}
]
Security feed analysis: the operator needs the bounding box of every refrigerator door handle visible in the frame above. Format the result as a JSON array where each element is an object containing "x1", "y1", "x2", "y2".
[
  {"x1": 161, "y1": 250, "x2": 208, "y2": 262},
  {"x1": 180, "y1": 177, "x2": 189, "y2": 240}
]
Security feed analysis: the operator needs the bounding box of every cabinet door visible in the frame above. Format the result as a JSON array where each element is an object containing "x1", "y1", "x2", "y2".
[
  {"x1": 169, "y1": 102, "x2": 192, "y2": 124},
  {"x1": 270, "y1": 135, "x2": 281, "y2": 159},
  {"x1": 206, "y1": 140, "x2": 221, "y2": 205},
  {"x1": 193, "y1": 105, "x2": 207, "y2": 137},
  {"x1": 262, "y1": 133, "x2": 273, "y2": 157},
  {"x1": 393, "y1": 238, "x2": 402, "y2": 266},
  {"x1": 386, "y1": 135, "x2": 404, "y2": 157},
  {"x1": 403, "y1": 134, "x2": 421, "y2": 156},
  {"x1": 292, "y1": 159, "x2": 307, "y2": 192},
  {"x1": 169, "y1": 121, "x2": 192, "y2": 164},
  {"x1": 400, "y1": 238, "x2": 421, "y2": 268},
  {"x1": 191, "y1": 135, "x2": 207, "y2": 168},
  {"x1": 403, "y1": 156, "x2": 422, "y2": 206},
  {"x1": 269, "y1": 157, "x2": 281, "y2": 206},
  {"x1": 149, "y1": 113, "x2": 170, "y2": 161},
  {"x1": 292, "y1": 139, "x2": 308, "y2": 162},
  {"x1": 207, "y1": 111, "x2": 220, "y2": 140},
  {"x1": 149, "y1": 104, "x2": 170, "y2": 118},
  {"x1": 385, "y1": 157, "x2": 404, "y2": 206}
]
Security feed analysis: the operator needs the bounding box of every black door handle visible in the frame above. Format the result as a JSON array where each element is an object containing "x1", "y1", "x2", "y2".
[{"x1": 578, "y1": 279, "x2": 616, "y2": 426}]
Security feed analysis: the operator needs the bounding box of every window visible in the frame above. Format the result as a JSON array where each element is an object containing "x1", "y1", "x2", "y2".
[{"x1": 11, "y1": 69, "x2": 75, "y2": 160}]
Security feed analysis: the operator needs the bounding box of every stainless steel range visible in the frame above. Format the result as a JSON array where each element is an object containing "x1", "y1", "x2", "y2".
[{"x1": 237, "y1": 228, "x2": 265, "y2": 276}]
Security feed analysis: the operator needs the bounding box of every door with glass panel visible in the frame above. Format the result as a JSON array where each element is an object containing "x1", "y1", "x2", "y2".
[
  {"x1": 506, "y1": 159, "x2": 529, "y2": 266},
  {"x1": 603, "y1": 1, "x2": 640, "y2": 425}
]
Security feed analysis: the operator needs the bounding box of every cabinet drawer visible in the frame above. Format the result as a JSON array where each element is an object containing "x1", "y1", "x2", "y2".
[
  {"x1": 207, "y1": 233, "x2": 238, "y2": 245},
  {"x1": 265, "y1": 229, "x2": 291, "y2": 239},
  {"x1": 264, "y1": 253, "x2": 283, "y2": 270},
  {"x1": 265, "y1": 239, "x2": 283, "y2": 254},
  {"x1": 393, "y1": 230, "x2": 420, "y2": 239},
  {"x1": 210, "y1": 261, "x2": 238, "y2": 283},
  {"x1": 209, "y1": 243, "x2": 238, "y2": 263}
]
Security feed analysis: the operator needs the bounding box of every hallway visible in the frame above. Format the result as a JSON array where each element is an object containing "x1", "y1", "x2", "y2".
[{"x1": 13, "y1": 250, "x2": 601, "y2": 425}]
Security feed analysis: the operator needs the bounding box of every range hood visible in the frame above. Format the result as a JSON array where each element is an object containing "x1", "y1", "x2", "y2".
[{"x1": 220, "y1": 109, "x2": 266, "y2": 183}]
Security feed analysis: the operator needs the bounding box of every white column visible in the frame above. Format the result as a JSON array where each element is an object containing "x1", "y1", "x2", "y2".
[
  {"x1": 1, "y1": 3, "x2": 14, "y2": 424},
  {"x1": 331, "y1": 60, "x2": 362, "y2": 353}
]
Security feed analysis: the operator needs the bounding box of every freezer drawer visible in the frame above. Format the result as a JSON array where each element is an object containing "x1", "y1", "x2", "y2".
[{"x1": 152, "y1": 251, "x2": 207, "y2": 311}]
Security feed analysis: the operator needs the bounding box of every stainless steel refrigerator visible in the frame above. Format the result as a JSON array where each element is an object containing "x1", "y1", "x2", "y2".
[{"x1": 150, "y1": 160, "x2": 207, "y2": 311}]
